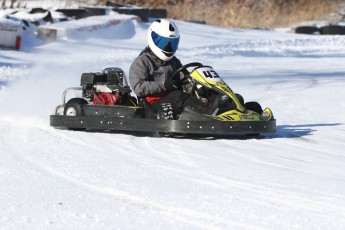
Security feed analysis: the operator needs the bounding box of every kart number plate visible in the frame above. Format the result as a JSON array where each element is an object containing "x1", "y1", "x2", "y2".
[{"x1": 196, "y1": 67, "x2": 222, "y2": 83}]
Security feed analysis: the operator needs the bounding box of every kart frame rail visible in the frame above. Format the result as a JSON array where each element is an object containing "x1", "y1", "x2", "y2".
[{"x1": 50, "y1": 114, "x2": 276, "y2": 135}]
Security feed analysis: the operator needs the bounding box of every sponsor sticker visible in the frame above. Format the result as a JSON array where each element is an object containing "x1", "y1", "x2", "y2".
[{"x1": 240, "y1": 115, "x2": 254, "y2": 120}]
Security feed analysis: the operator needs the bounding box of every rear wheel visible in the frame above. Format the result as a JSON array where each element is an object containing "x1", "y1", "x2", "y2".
[{"x1": 63, "y1": 98, "x2": 88, "y2": 131}]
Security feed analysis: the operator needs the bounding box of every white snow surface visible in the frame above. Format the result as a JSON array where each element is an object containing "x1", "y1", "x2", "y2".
[{"x1": 1, "y1": 14, "x2": 345, "y2": 230}]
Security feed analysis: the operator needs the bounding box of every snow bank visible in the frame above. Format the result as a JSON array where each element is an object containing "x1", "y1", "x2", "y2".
[
  {"x1": 38, "y1": 13, "x2": 140, "y2": 41},
  {"x1": 0, "y1": 17, "x2": 23, "y2": 29}
]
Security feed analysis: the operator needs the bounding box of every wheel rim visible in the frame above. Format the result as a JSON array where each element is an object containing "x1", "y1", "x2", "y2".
[{"x1": 65, "y1": 107, "x2": 77, "y2": 116}]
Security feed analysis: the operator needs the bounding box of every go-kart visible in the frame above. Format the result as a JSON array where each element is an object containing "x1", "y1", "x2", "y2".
[{"x1": 50, "y1": 63, "x2": 276, "y2": 137}]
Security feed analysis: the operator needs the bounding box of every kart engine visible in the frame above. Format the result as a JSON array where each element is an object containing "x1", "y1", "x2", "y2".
[{"x1": 80, "y1": 67, "x2": 132, "y2": 106}]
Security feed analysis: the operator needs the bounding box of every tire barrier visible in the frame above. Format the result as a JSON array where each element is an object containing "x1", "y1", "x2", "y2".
[
  {"x1": 106, "y1": 1, "x2": 167, "y2": 22},
  {"x1": 56, "y1": 6, "x2": 166, "y2": 22},
  {"x1": 113, "y1": 8, "x2": 149, "y2": 22},
  {"x1": 56, "y1": 9, "x2": 89, "y2": 20},
  {"x1": 56, "y1": 7, "x2": 108, "y2": 20},
  {"x1": 295, "y1": 24, "x2": 345, "y2": 35},
  {"x1": 295, "y1": 26, "x2": 320, "y2": 35},
  {"x1": 320, "y1": 25, "x2": 345, "y2": 35},
  {"x1": 184, "y1": 20, "x2": 207, "y2": 24},
  {"x1": 85, "y1": 7, "x2": 107, "y2": 17}
]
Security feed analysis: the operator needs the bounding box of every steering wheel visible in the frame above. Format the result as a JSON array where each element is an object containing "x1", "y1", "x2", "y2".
[{"x1": 171, "y1": 62, "x2": 204, "y2": 80}]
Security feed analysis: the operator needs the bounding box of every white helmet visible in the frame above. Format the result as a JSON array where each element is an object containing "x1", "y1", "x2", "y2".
[{"x1": 148, "y1": 19, "x2": 180, "y2": 61}]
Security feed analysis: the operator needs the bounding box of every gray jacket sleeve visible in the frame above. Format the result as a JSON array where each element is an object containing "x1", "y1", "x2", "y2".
[{"x1": 129, "y1": 55, "x2": 166, "y2": 97}]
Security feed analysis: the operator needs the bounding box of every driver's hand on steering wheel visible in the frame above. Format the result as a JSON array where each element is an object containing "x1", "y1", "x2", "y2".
[{"x1": 164, "y1": 77, "x2": 189, "y2": 91}]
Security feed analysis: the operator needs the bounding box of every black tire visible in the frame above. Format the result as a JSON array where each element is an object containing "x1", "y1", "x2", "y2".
[
  {"x1": 320, "y1": 25, "x2": 345, "y2": 35},
  {"x1": 63, "y1": 98, "x2": 88, "y2": 131},
  {"x1": 244, "y1": 101, "x2": 263, "y2": 114},
  {"x1": 295, "y1": 26, "x2": 320, "y2": 35},
  {"x1": 244, "y1": 101, "x2": 263, "y2": 137}
]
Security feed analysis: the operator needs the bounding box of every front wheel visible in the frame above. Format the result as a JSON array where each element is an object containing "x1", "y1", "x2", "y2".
[
  {"x1": 63, "y1": 98, "x2": 88, "y2": 131},
  {"x1": 244, "y1": 101, "x2": 263, "y2": 137},
  {"x1": 244, "y1": 101, "x2": 263, "y2": 114}
]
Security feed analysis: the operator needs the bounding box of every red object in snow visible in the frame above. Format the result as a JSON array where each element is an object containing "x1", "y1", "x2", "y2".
[{"x1": 15, "y1": 36, "x2": 21, "y2": 50}]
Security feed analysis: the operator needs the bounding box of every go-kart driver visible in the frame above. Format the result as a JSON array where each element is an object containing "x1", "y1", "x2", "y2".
[{"x1": 129, "y1": 19, "x2": 206, "y2": 119}]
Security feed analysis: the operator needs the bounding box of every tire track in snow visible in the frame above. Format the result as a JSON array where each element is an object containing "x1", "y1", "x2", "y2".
[
  {"x1": 3, "y1": 120, "x2": 345, "y2": 228},
  {"x1": 7, "y1": 125, "x2": 264, "y2": 229},
  {"x1": 8, "y1": 126, "x2": 311, "y2": 228},
  {"x1": 128, "y1": 136, "x2": 200, "y2": 174},
  {"x1": 13, "y1": 151, "x2": 264, "y2": 230},
  {"x1": 129, "y1": 136, "x2": 345, "y2": 222},
  {"x1": 131, "y1": 135, "x2": 345, "y2": 219},
  {"x1": 205, "y1": 139, "x2": 345, "y2": 217}
]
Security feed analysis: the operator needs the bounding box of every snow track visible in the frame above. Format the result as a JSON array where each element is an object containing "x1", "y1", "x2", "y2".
[{"x1": 1, "y1": 17, "x2": 345, "y2": 229}]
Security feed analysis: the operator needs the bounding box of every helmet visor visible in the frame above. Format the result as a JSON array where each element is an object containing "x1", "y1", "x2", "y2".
[{"x1": 151, "y1": 31, "x2": 179, "y2": 54}]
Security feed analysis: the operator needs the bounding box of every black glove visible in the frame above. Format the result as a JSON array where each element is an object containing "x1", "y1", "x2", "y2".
[{"x1": 164, "y1": 78, "x2": 188, "y2": 91}]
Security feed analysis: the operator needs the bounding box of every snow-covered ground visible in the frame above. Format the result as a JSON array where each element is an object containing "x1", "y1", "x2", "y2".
[{"x1": 1, "y1": 12, "x2": 345, "y2": 229}]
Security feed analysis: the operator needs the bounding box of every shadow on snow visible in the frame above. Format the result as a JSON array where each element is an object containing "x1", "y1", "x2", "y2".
[
  {"x1": 265, "y1": 123, "x2": 343, "y2": 139},
  {"x1": 57, "y1": 123, "x2": 343, "y2": 140}
]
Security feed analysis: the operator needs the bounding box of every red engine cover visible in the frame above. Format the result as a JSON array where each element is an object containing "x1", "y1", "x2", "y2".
[{"x1": 93, "y1": 92, "x2": 120, "y2": 105}]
